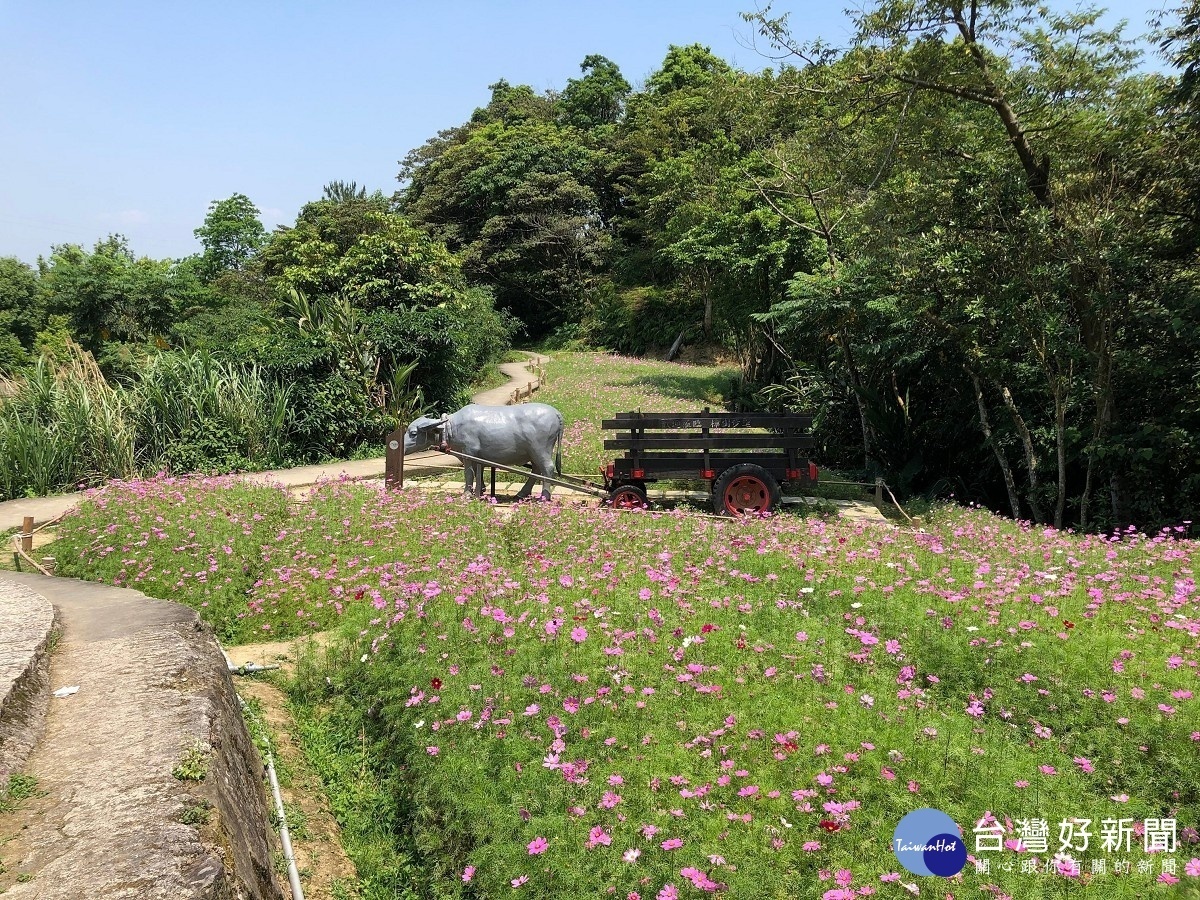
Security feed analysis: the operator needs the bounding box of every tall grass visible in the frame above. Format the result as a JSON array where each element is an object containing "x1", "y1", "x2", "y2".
[
  {"x1": 133, "y1": 351, "x2": 292, "y2": 470},
  {"x1": 0, "y1": 345, "x2": 293, "y2": 501},
  {"x1": 0, "y1": 353, "x2": 136, "y2": 499}
]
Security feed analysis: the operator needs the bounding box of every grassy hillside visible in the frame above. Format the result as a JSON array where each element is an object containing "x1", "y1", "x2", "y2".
[
  {"x1": 50, "y1": 480, "x2": 1200, "y2": 899},
  {"x1": 44, "y1": 354, "x2": 1200, "y2": 900}
]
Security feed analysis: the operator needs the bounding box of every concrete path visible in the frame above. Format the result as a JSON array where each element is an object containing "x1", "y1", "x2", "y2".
[
  {"x1": 0, "y1": 572, "x2": 282, "y2": 899},
  {"x1": 0, "y1": 355, "x2": 548, "y2": 533}
]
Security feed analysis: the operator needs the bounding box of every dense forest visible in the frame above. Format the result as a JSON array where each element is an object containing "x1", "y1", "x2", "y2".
[{"x1": 3, "y1": 0, "x2": 1198, "y2": 531}]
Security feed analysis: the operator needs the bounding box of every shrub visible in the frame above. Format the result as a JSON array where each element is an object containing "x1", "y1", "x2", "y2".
[
  {"x1": 132, "y1": 350, "x2": 291, "y2": 473},
  {"x1": 579, "y1": 284, "x2": 699, "y2": 355}
]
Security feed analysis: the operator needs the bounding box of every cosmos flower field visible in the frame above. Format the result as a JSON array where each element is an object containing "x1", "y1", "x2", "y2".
[{"x1": 52, "y1": 475, "x2": 1199, "y2": 900}]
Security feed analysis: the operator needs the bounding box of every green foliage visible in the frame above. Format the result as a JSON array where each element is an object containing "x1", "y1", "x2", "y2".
[
  {"x1": 0, "y1": 341, "x2": 305, "y2": 499},
  {"x1": 172, "y1": 742, "x2": 212, "y2": 781},
  {"x1": 579, "y1": 285, "x2": 697, "y2": 355},
  {"x1": 260, "y1": 199, "x2": 510, "y2": 417},
  {"x1": 0, "y1": 350, "x2": 136, "y2": 500},
  {"x1": 644, "y1": 43, "x2": 732, "y2": 95},
  {"x1": 0, "y1": 774, "x2": 41, "y2": 813},
  {"x1": 180, "y1": 801, "x2": 213, "y2": 826},
  {"x1": 364, "y1": 287, "x2": 515, "y2": 412},
  {"x1": 558, "y1": 55, "x2": 631, "y2": 129},
  {"x1": 288, "y1": 690, "x2": 428, "y2": 900},
  {"x1": 235, "y1": 325, "x2": 388, "y2": 463},
  {"x1": 193, "y1": 193, "x2": 267, "y2": 280},
  {"x1": 0, "y1": 257, "x2": 46, "y2": 359},
  {"x1": 132, "y1": 350, "x2": 292, "y2": 473},
  {"x1": 401, "y1": 108, "x2": 608, "y2": 336},
  {"x1": 38, "y1": 236, "x2": 208, "y2": 358}
]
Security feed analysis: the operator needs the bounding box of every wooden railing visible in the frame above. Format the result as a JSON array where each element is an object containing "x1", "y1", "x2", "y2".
[{"x1": 507, "y1": 356, "x2": 549, "y2": 405}]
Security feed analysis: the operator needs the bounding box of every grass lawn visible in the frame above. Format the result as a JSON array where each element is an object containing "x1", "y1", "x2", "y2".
[{"x1": 535, "y1": 352, "x2": 740, "y2": 476}]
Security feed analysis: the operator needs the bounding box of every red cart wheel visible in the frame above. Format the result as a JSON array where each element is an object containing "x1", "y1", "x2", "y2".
[
  {"x1": 713, "y1": 464, "x2": 781, "y2": 517},
  {"x1": 608, "y1": 484, "x2": 649, "y2": 509}
]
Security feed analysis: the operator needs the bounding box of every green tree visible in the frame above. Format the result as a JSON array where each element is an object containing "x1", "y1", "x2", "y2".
[
  {"x1": 38, "y1": 236, "x2": 207, "y2": 362},
  {"x1": 0, "y1": 257, "x2": 45, "y2": 371},
  {"x1": 558, "y1": 55, "x2": 631, "y2": 129},
  {"x1": 193, "y1": 193, "x2": 267, "y2": 280},
  {"x1": 645, "y1": 43, "x2": 732, "y2": 95},
  {"x1": 745, "y1": 0, "x2": 1200, "y2": 529},
  {"x1": 402, "y1": 115, "x2": 606, "y2": 335},
  {"x1": 260, "y1": 198, "x2": 512, "y2": 410}
]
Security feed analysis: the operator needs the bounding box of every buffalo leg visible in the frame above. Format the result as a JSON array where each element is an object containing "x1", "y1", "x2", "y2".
[{"x1": 529, "y1": 451, "x2": 556, "y2": 501}]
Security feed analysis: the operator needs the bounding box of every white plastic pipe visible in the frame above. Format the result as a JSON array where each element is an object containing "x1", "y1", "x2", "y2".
[
  {"x1": 228, "y1": 655, "x2": 305, "y2": 900},
  {"x1": 265, "y1": 741, "x2": 305, "y2": 900}
]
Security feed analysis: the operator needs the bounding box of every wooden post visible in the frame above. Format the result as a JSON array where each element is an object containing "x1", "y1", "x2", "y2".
[
  {"x1": 21, "y1": 516, "x2": 33, "y2": 554},
  {"x1": 875, "y1": 477, "x2": 884, "y2": 508},
  {"x1": 385, "y1": 428, "x2": 405, "y2": 490},
  {"x1": 490, "y1": 466, "x2": 497, "y2": 499}
]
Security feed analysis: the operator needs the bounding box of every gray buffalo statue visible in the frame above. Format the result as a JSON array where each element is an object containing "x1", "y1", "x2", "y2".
[{"x1": 403, "y1": 402, "x2": 565, "y2": 500}]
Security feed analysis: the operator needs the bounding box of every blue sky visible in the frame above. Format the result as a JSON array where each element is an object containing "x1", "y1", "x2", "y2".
[{"x1": 0, "y1": 0, "x2": 1175, "y2": 266}]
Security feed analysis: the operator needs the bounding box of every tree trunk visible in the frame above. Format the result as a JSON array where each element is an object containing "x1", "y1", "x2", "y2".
[
  {"x1": 1110, "y1": 469, "x2": 1132, "y2": 529},
  {"x1": 970, "y1": 371, "x2": 1021, "y2": 519},
  {"x1": 998, "y1": 382, "x2": 1044, "y2": 524},
  {"x1": 1053, "y1": 384, "x2": 1067, "y2": 529},
  {"x1": 838, "y1": 335, "x2": 873, "y2": 470},
  {"x1": 1080, "y1": 454, "x2": 1094, "y2": 532}
]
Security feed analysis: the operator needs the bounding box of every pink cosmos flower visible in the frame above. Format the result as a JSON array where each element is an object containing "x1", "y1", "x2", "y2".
[
  {"x1": 511, "y1": 874, "x2": 529, "y2": 887},
  {"x1": 1184, "y1": 858, "x2": 1200, "y2": 877},
  {"x1": 527, "y1": 836, "x2": 548, "y2": 855},
  {"x1": 600, "y1": 791, "x2": 622, "y2": 809},
  {"x1": 661, "y1": 838, "x2": 684, "y2": 850},
  {"x1": 623, "y1": 848, "x2": 641, "y2": 863},
  {"x1": 425, "y1": 746, "x2": 439, "y2": 755},
  {"x1": 462, "y1": 866, "x2": 475, "y2": 883},
  {"x1": 571, "y1": 626, "x2": 588, "y2": 642}
]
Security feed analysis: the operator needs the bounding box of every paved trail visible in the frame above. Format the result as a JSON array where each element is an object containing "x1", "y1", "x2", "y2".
[{"x1": 0, "y1": 572, "x2": 280, "y2": 899}]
